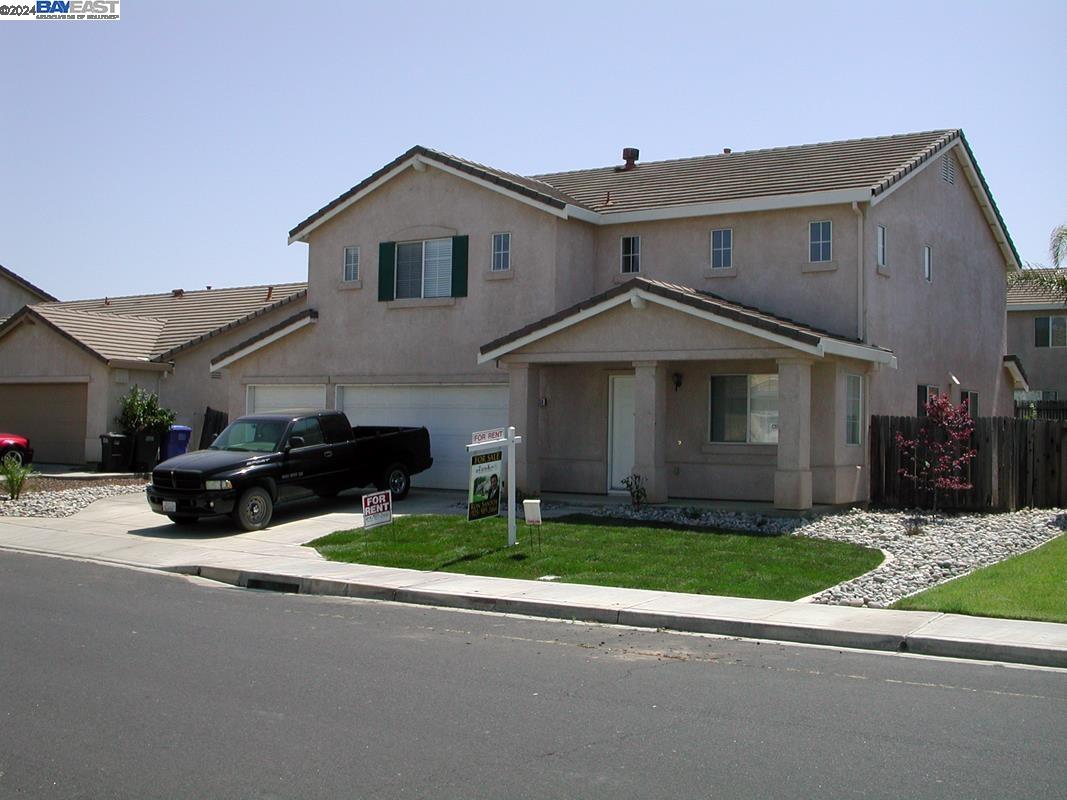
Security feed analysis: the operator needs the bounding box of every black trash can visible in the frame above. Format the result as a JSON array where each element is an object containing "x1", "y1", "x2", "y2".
[
  {"x1": 99, "y1": 433, "x2": 130, "y2": 472},
  {"x1": 131, "y1": 431, "x2": 161, "y2": 472}
]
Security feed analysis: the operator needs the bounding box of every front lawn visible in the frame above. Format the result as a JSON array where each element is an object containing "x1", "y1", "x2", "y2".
[
  {"x1": 894, "y1": 533, "x2": 1067, "y2": 623},
  {"x1": 309, "y1": 514, "x2": 882, "y2": 601}
]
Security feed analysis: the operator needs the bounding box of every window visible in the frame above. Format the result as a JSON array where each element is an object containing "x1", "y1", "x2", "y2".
[
  {"x1": 1035, "y1": 316, "x2": 1067, "y2": 348},
  {"x1": 396, "y1": 238, "x2": 453, "y2": 299},
  {"x1": 877, "y1": 226, "x2": 887, "y2": 268},
  {"x1": 960, "y1": 390, "x2": 978, "y2": 416},
  {"x1": 709, "y1": 374, "x2": 779, "y2": 444},
  {"x1": 343, "y1": 246, "x2": 360, "y2": 282},
  {"x1": 491, "y1": 232, "x2": 511, "y2": 272},
  {"x1": 917, "y1": 384, "x2": 940, "y2": 416},
  {"x1": 711, "y1": 228, "x2": 733, "y2": 269},
  {"x1": 288, "y1": 417, "x2": 324, "y2": 448},
  {"x1": 809, "y1": 221, "x2": 832, "y2": 262},
  {"x1": 1016, "y1": 389, "x2": 1059, "y2": 402},
  {"x1": 621, "y1": 235, "x2": 640, "y2": 273},
  {"x1": 923, "y1": 245, "x2": 932, "y2": 282},
  {"x1": 846, "y1": 374, "x2": 863, "y2": 446}
]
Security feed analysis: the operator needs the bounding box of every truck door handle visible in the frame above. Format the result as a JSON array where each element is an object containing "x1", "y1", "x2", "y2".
[{"x1": 324, "y1": 451, "x2": 333, "y2": 459}]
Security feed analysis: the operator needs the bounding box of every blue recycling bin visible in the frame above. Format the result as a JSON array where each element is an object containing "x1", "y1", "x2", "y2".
[{"x1": 162, "y1": 425, "x2": 192, "y2": 461}]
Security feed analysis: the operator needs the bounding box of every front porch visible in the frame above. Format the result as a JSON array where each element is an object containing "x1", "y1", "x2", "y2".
[{"x1": 480, "y1": 279, "x2": 896, "y2": 511}]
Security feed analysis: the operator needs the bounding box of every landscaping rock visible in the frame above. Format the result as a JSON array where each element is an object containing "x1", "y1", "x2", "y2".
[{"x1": 0, "y1": 484, "x2": 146, "y2": 518}]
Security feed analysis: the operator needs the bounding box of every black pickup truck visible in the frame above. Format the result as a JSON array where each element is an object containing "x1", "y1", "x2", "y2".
[{"x1": 146, "y1": 411, "x2": 432, "y2": 530}]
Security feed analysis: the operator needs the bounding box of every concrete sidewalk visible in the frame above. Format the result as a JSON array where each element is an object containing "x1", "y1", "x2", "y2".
[{"x1": 1, "y1": 492, "x2": 1065, "y2": 669}]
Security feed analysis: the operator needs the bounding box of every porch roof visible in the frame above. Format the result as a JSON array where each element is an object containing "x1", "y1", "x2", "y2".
[{"x1": 478, "y1": 278, "x2": 897, "y2": 367}]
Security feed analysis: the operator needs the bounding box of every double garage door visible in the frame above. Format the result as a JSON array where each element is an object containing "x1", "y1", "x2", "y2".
[
  {"x1": 246, "y1": 383, "x2": 508, "y2": 490},
  {"x1": 0, "y1": 383, "x2": 88, "y2": 464}
]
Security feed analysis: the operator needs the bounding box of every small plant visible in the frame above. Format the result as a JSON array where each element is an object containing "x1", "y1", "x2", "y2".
[
  {"x1": 621, "y1": 473, "x2": 647, "y2": 511},
  {"x1": 1, "y1": 459, "x2": 35, "y2": 500},
  {"x1": 895, "y1": 393, "x2": 977, "y2": 512},
  {"x1": 115, "y1": 386, "x2": 175, "y2": 435}
]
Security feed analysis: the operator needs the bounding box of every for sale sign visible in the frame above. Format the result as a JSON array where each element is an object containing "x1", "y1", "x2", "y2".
[
  {"x1": 361, "y1": 489, "x2": 392, "y2": 529},
  {"x1": 467, "y1": 450, "x2": 502, "y2": 521}
]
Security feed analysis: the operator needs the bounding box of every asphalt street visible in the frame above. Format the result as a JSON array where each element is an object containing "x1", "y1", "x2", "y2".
[{"x1": 1, "y1": 550, "x2": 1065, "y2": 800}]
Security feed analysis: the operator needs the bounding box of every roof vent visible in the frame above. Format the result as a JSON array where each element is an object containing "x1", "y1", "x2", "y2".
[
  {"x1": 941, "y1": 153, "x2": 956, "y2": 184},
  {"x1": 265, "y1": 286, "x2": 274, "y2": 300},
  {"x1": 723, "y1": 148, "x2": 732, "y2": 154},
  {"x1": 615, "y1": 147, "x2": 639, "y2": 172},
  {"x1": 171, "y1": 288, "x2": 184, "y2": 298}
]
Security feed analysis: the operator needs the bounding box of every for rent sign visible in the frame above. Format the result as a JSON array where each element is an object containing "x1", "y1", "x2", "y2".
[
  {"x1": 467, "y1": 450, "x2": 502, "y2": 521},
  {"x1": 361, "y1": 490, "x2": 392, "y2": 530}
]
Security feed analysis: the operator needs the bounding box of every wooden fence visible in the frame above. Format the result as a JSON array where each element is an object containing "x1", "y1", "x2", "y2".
[
  {"x1": 1016, "y1": 400, "x2": 1067, "y2": 421},
  {"x1": 869, "y1": 415, "x2": 1067, "y2": 511}
]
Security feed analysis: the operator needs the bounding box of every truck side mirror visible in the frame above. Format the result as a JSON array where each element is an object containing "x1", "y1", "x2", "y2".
[{"x1": 287, "y1": 435, "x2": 305, "y2": 450}]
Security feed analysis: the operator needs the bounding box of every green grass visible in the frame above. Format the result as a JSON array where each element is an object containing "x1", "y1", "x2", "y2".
[
  {"x1": 894, "y1": 533, "x2": 1067, "y2": 623},
  {"x1": 308, "y1": 514, "x2": 883, "y2": 601}
]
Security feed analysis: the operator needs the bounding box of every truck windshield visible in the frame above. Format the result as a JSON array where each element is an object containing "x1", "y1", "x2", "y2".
[{"x1": 209, "y1": 420, "x2": 287, "y2": 453}]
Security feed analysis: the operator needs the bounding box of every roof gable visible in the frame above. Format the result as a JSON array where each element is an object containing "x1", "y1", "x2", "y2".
[{"x1": 0, "y1": 263, "x2": 56, "y2": 303}]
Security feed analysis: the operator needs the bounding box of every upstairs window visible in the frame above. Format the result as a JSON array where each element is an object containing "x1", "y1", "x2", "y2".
[
  {"x1": 923, "y1": 245, "x2": 932, "y2": 282},
  {"x1": 491, "y1": 232, "x2": 511, "y2": 272},
  {"x1": 1035, "y1": 316, "x2": 1067, "y2": 348},
  {"x1": 809, "y1": 221, "x2": 832, "y2": 262},
  {"x1": 621, "y1": 235, "x2": 641, "y2": 273},
  {"x1": 396, "y1": 238, "x2": 453, "y2": 299},
  {"x1": 877, "y1": 225, "x2": 888, "y2": 268},
  {"x1": 711, "y1": 228, "x2": 733, "y2": 269},
  {"x1": 343, "y1": 246, "x2": 360, "y2": 282}
]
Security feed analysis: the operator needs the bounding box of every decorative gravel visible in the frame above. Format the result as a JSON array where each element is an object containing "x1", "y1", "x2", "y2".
[
  {"x1": 0, "y1": 484, "x2": 146, "y2": 518},
  {"x1": 581, "y1": 503, "x2": 1067, "y2": 608}
]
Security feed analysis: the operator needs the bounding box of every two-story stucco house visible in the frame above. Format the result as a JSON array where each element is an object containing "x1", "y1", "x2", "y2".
[
  {"x1": 1007, "y1": 269, "x2": 1067, "y2": 402},
  {"x1": 211, "y1": 130, "x2": 1021, "y2": 509}
]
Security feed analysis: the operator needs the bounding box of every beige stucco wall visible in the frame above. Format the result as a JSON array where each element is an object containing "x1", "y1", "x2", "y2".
[
  {"x1": 588, "y1": 205, "x2": 861, "y2": 340},
  {"x1": 865, "y1": 150, "x2": 1014, "y2": 417},
  {"x1": 1006, "y1": 308, "x2": 1067, "y2": 397},
  {"x1": 0, "y1": 275, "x2": 49, "y2": 318}
]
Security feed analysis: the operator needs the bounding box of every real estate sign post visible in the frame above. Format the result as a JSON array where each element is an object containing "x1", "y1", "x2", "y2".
[{"x1": 466, "y1": 426, "x2": 523, "y2": 546}]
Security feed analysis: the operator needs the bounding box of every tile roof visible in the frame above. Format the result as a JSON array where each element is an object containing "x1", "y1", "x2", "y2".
[
  {"x1": 480, "y1": 277, "x2": 894, "y2": 360},
  {"x1": 0, "y1": 282, "x2": 307, "y2": 364},
  {"x1": 532, "y1": 130, "x2": 959, "y2": 214},
  {"x1": 1007, "y1": 269, "x2": 1067, "y2": 307},
  {"x1": 0, "y1": 263, "x2": 57, "y2": 302}
]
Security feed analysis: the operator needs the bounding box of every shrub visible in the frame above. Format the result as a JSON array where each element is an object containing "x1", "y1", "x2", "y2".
[
  {"x1": 895, "y1": 393, "x2": 977, "y2": 512},
  {"x1": 115, "y1": 386, "x2": 175, "y2": 436},
  {"x1": 621, "y1": 473, "x2": 647, "y2": 511},
  {"x1": 1, "y1": 460, "x2": 35, "y2": 500}
]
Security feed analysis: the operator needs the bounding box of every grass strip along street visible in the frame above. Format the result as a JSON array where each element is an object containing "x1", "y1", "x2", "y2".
[
  {"x1": 895, "y1": 533, "x2": 1067, "y2": 623},
  {"x1": 310, "y1": 514, "x2": 882, "y2": 601}
]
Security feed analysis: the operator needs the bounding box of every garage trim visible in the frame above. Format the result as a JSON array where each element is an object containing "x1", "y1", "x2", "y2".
[{"x1": 246, "y1": 384, "x2": 328, "y2": 415}]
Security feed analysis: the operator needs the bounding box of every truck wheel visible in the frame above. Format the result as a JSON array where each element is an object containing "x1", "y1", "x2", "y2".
[
  {"x1": 233, "y1": 486, "x2": 273, "y2": 531},
  {"x1": 380, "y1": 463, "x2": 410, "y2": 500},
  {"x1": 167, "y1": 514, "x2": 198, "y2": 525}
]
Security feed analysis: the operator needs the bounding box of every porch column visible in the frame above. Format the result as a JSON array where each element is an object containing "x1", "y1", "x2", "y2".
[
  {"x1": 774, "y1": 358, "x2": 813, "y2": 510},
  {"x1": 633, "y1": 361, "x2": 668, "y2": 503},
  {"x1": 507, "y1": 362, "x2": 540, "y2": 495}
]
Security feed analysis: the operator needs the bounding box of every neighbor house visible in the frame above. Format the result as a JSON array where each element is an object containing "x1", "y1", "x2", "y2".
[
  {"x1": 1007, "y1": 268, "x2": 1067, "y2": 402},
  {"x1": 0, "y1": 283, "x2": 306, "y2": 463},
  {"x1": 0, "y1": 263, "x2": 56, "y2": 319},
  {"x1": 210, "y1": 130, "x2": 1020, "y2": 509}
]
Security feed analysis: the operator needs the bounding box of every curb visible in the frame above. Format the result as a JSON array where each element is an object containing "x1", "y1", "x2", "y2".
[{"x1": 164, "y1": 565, "x2": 1067, "y2": 669}]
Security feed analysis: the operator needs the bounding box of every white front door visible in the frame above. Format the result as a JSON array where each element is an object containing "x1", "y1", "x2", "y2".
[{"x1": 608, "y1": 374, "x2": 635, "y2": 491}]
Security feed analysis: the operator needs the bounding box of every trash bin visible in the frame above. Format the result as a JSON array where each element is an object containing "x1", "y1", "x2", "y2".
[
  {"x1": 131, "y1": 431, "x2": 161, "y2": 472},
  {"x1": 162, "y1": 425, "x2": 192, "y2": 461},
  {"x1": 99, "y1": 433, "x2": 130, "y2": 472}
]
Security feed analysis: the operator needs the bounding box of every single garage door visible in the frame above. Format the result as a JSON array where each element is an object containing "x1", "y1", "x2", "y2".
[
  {"x1": 338, "y1": 384, "x2": 508, "y2": 490},
  {"x1": 247, "y1": 384, "x2": 327, "y2": 415},
  {"x1": 0, "y1": 383, "x2": 88, "y2": 464}
]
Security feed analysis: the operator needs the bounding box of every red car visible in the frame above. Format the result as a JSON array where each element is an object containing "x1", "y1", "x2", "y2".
[{"x1": 0, "y1": 433, "x2": 33, "y2": 467}]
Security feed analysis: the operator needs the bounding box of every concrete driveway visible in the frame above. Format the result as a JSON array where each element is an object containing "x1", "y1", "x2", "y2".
[{"x1": 0, "y1": 489, "x2": 464, "y2": 572}]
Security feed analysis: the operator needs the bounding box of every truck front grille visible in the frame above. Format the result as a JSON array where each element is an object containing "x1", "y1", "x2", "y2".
[{"x1": 152, "y1": 470, "x2": 202, "y2": 490}]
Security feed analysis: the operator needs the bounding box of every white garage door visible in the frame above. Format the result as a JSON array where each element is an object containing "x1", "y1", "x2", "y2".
[
  {"x1": 338, "y1": 384, "x2": 508, "y2": 490},
  {"x1": 247, "y1": 384, "x2": 327, "y2": 414}
]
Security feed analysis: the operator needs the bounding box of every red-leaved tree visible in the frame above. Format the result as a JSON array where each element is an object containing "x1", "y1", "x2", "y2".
[{"x1": 895, "y1": 393, "x2": 977, "y2": 511}]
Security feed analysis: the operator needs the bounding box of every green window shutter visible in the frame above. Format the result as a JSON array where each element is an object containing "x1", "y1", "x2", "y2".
[
  {"x1": 378, "y1": 241, "x2": 396, "y2": 302},
  {"x1": 451, "y1": 235, "x2": 469, "y2": 298}
]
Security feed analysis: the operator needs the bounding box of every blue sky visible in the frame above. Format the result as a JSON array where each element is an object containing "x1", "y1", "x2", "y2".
[{"x1": 2, "y1": 0, "x2": 1064, "y2": 300}]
